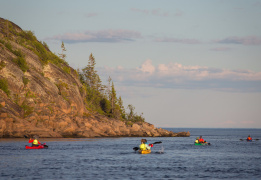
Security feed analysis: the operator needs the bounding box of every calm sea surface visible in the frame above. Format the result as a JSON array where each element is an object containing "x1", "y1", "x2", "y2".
[{"x1": 0, "y1": 128, "x2": 260, "y2": 180}]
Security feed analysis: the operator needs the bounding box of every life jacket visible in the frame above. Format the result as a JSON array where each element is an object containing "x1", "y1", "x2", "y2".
[
  {"x1": 139, "y1": 143, "x2": 146, "y2": 150},
  {"x1": 247, "y1": 137, "x2": 252, "y2": 141},
  {"x1": 195, "y1": 140, "x2": 199, "y2": 143},
  {"x1": 199, "y1": 138, "x2": 204, "y2": 143},
  {"x1": 33, "y1": 139, "x2": 39, "y2": 145}
]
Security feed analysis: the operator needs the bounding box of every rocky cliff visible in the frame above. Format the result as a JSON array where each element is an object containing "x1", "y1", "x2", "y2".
[{"x1": 0, "y1": 18, "x2": 190, "y2": 138}]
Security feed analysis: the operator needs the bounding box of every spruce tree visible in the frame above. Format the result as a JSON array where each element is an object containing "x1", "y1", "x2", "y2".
[
  {"x1": 110, "y1": 82, "x2": 117, "y2": 116},
  {"x1": 59, "y1": 41, "x2": 66, "y2": 61}
]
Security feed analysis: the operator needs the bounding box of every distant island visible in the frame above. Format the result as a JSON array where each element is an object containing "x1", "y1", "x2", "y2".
[{"x1": 0, "y1": 17, "x2": 190, "y2": 138}]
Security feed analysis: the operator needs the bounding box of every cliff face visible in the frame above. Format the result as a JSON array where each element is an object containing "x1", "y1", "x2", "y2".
[{"x1": 0, "y1": 18, "x2": 190, "y2": 138}]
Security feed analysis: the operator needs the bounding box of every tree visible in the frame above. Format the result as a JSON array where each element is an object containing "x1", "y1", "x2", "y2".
[
  {"x1": 59, "y1": 41, "x2": 66, "y2": 61},
  {"x1": 118, "y1": 96, "x2": 126, "y2": 119},
  {"x1": 100, "y1": 98, "x2": 111, "y2": 115},
  {"x1": 127, "y1": 104, "x2": 135, "y2": 120},
  {"x1": 110, "y1": 82, "x2": 117, "y2": 116},
  {"x1": 106, "y1": 76, "x2": 112, "y2": 98},
  {"x1": 82, "y1": 53, "x2": 99, "y2": 88}
]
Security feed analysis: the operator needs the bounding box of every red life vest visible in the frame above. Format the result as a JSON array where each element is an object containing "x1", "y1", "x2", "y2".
[
  {"x1": 199, "y1": 138, "x2": 204, "y2": 143},
  {"x1": 247, "y1": 137, "x2": 252, "y2": 141}
]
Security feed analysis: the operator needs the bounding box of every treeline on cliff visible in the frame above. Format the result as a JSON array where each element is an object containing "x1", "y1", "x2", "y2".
[
  {"x1": 0, "y1": 18, "x2": 144, "y2": 124},
  {"x1": 77, "y1": 53, "x2": 145, "y2": 123}
]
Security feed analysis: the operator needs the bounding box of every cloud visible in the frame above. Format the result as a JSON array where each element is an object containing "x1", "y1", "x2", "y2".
[
  {"x1": 98, "y1": 60, "x2": 261, "y2": 92},
  {"x1": 216, "y1": 36, "x2": 261, "y2": 45},
  {"x1": 136, "y1": 59, "x2": 155, "y2": 73},
  {"x1": 131, "y1": 8, "x2": 170, "y2": 17},
  {"x1": 154, "y1": 37, "x2": 201, "y2": 44},
  {"x1": 47, "y1": 29, "x2": 142, "y2": 43}
]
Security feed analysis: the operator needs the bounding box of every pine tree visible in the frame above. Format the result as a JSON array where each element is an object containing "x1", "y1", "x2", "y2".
[
  {"x1": 118, "y1": 96, "x2": 126, "y2": 119},
  {"x1": 110, "y1": 82, "x2": 117, "y2": 116},
  {"x1": 82, "y1": 53, "x2": 98, "y2": 88},
  {"x1": 127, "y1": 104, "x2": 135, "y2": 120},
  {"x1": 59, "y1": 41, "x2": 66, "y2": 61},
  {"x1": 106, "y1": 76, "x2": 112, "y2": 98}
]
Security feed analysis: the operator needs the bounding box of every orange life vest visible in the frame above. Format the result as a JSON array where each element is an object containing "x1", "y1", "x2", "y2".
[
  {"x1": 247, "y1": 137, "x2": 252, "y2": 141},
  {"x1": 199, "y1": 138, "x2": 204, "y2": 143}
]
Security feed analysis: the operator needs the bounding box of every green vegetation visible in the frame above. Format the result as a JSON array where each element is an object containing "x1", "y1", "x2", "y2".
[
  {"x1": 25, "y1": 90, "x2": 36, "y2": 98},
  {"x1": 1, "y1": 19, "x2": 68, "y2": 67},
  {"x1": 13, "y1": 56, "x2": 28, "y2": 72},
  {"x1": 78, "y1": 53, "x2": 145, "y2": 123},
  {"x1": 62, "y1": 65, "x2": 71, "y2": 74},
  {"x1": 22, "y1": 76, "x2": 29, "y2": 86},
  {"x1": 0, "y1": 79, "x2": 10, "y2": 96},
  {"x1": 0, "y1": 61, "x2": 6, "y2": 70},
  {"x1": 0, "y1": 38, "x2": 29, "y2": 72},
  {"x1": 21, "y1": 102, "x2": 34, "y2": 117}
]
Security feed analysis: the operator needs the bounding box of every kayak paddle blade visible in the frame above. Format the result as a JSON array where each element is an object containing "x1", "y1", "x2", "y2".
[
  {"x1": 153, "y1": 141, "x2": 162, "y2": 144},
  {"x1": 133, "y1": 147, "x2": 139, "y2": 151}
]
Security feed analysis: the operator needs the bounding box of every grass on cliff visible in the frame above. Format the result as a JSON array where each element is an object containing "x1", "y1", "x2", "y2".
[
  {"x1": 1, "y1": 19, "x2": 69, "y2": 70},
  {"x1": 21, "y1": 102, "x2": 34, "y2": 117},
  {"x1": 0, "y1": 39, "x2": 29, "y2": 72},
  {"x1": 0, "y1": 79, "x2": 10, "y2": 96}
]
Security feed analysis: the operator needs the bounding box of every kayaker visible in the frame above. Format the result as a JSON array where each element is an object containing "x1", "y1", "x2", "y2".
[
  {"x1": 247, "y1": 135, "x2": 252, "y2": 141},
  {"x1": 199, "y1": 136, "x2": 205, "y2": 143},
  {"x1": 139, "y1": 139, "x2": 153, "y2": 151},
  {"x1": 28, "y1": 136, "x2": 41, "y2": 147},
  {"x1": 195, "y1": 137, "x2": 199, "y2": 143}
]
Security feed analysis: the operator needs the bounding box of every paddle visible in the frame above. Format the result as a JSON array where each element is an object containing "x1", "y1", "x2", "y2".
[
  {"x1": 41, "y1": 143, "x2": 48, "y2": 148},
  {"x1": 133, "y1": 141, "x2": 162, "y2": 151}
]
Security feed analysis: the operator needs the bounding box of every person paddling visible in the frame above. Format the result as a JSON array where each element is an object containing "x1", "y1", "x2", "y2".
[
  {"x1": 139, "y1": 139, "x2": 153, "y2": 151},
  {"x1": 28, "y1": 136, "x2": 41, "y2": 147},
  {"x1": 199, "y1": 136, "x2": 205, "y2": 143},
  {"x1": 247, "y1": 135, "x2": 252, "y2": 141},
  {"x1": 195, "y1": 137, "x2": 200, "y2": 143}
]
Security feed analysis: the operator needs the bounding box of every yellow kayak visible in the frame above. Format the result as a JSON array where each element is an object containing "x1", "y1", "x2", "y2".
[{"x1": 138, "y1": 149, "x2": 151, "y2": 154}]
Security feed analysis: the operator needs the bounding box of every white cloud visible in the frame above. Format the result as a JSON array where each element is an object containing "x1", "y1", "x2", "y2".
[
  {"x1": 98, "y1": 61, "x2": 261, "y2": 92},
  {"x1": 136, "y1": 59, "x2": 155, "y2": 73}
]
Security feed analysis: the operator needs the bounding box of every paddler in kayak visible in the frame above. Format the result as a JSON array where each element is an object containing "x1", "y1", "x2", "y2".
[
  {"x1": 28, "y1": 136, "x2": 41, "y2": 147},
  {"x1": 139, "y1": 139, "x2": 153, "y2": 151},
  {"x1": 199, "y1": 136, "x2": 205, "y2": 143},
  {"x1": 195, "y1": 137, "x2": 200, "y2": 143},
  {"x1": 247, "y1": 135, "x2": 252, "y2": 141}
]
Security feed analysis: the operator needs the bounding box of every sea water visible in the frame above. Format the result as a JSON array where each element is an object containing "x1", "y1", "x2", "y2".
[{"x1": 0, "y1": 128, "x2": 260, "y2": 179}]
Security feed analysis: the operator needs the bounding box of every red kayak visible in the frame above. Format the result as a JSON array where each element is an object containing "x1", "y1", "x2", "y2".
[{"x1": 25, "y1": 144, "x2": 48, "y2": 149}]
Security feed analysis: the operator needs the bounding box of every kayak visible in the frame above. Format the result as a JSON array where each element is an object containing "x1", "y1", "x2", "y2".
[
  {"x1": 138, "y1": 149, "x2": 151, "y2": 154},
  {"x1": 195, "y1": 142, "x2": 210, "y2": 146},
  {"x1": 25, "y1": 145, "x2": 48, "y2": 149}
]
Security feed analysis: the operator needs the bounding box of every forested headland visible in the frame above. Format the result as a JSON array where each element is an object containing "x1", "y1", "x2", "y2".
[{"x1": 0, "y1": 17, "x2": 190, "y2": 138}]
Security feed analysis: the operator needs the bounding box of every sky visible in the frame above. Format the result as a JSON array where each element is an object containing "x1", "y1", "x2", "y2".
[{"x1": 1, "y1": 0, "x2": 261, "y2": 128}]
